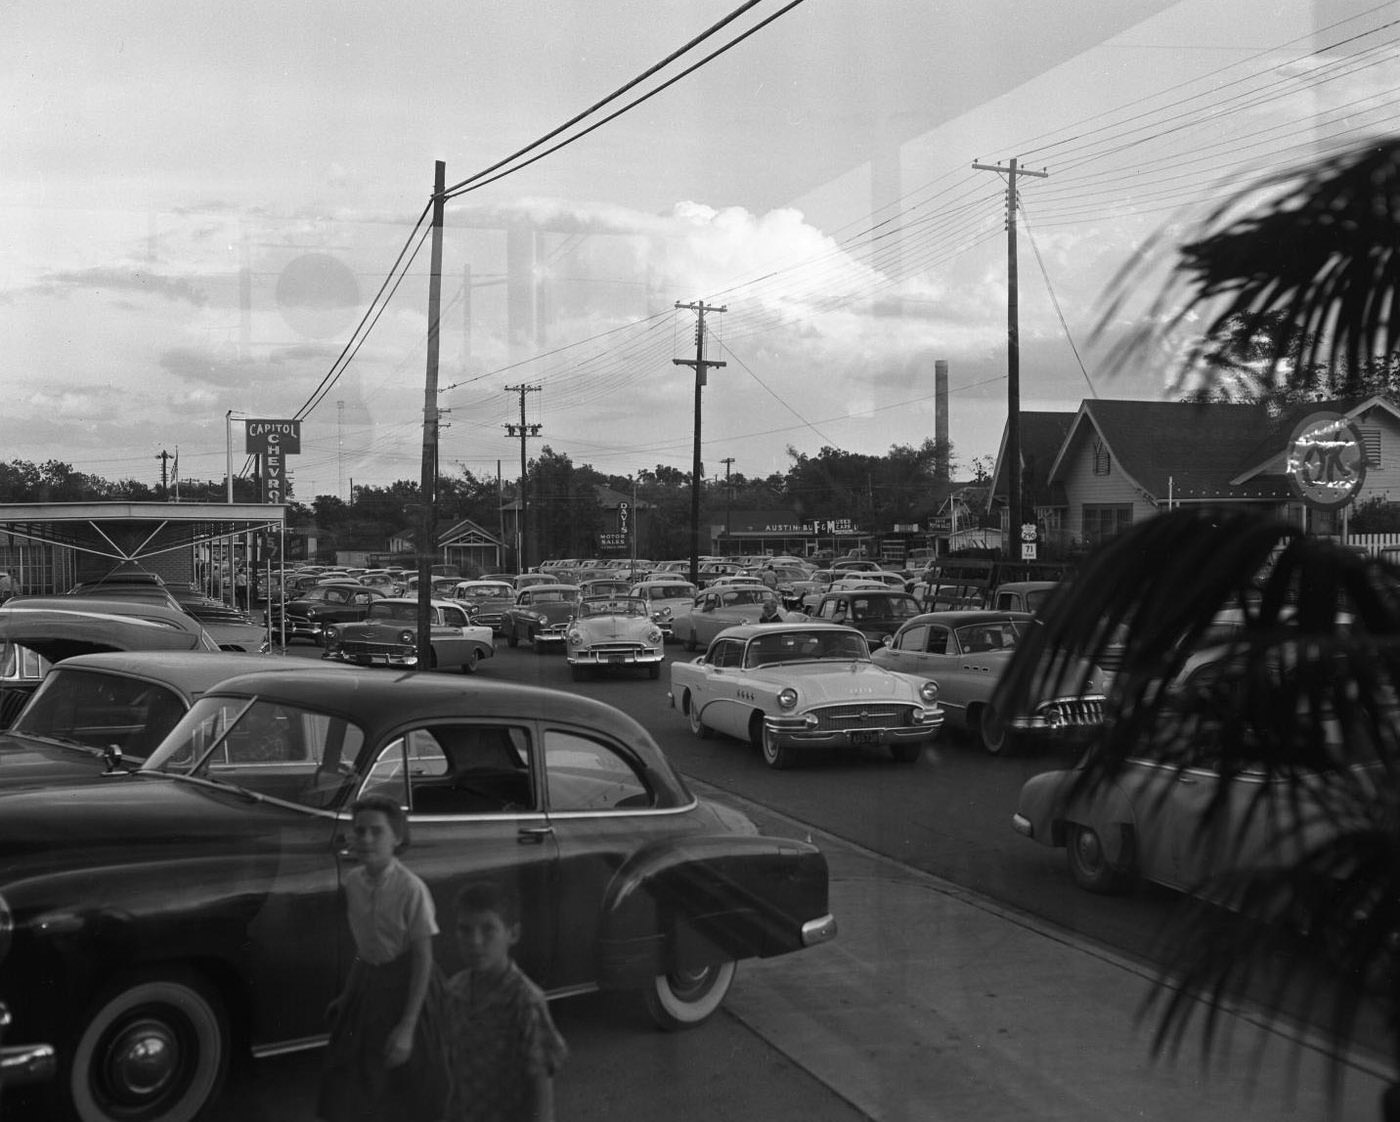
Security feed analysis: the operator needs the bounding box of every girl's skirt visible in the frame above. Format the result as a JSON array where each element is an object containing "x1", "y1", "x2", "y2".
[{"x1": 316, "y1": 954, "x2": 449, "y2": 1122}]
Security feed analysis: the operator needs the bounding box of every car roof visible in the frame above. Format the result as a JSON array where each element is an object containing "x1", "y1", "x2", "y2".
[
  {"x1": 903, "y1": 610, "x2": 1036, "y2": 626},
  {"x1": 49, "y1": 650, "x2": 322, "y2": 695},
  {"x1": 712, "y1": 622, "x2": 869, "y2": 641}
]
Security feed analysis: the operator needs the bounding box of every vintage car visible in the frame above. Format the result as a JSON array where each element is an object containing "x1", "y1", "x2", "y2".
[
  {"x1": 0, "y1": 598, "x2": 220, "y2": 726},
  {"x1": 1, "y1": 999, "x2": 55, "y2": 1103},
  {"x1": 0, "y1": 650, "x2": 313, "y2": 787},
  {"x1": 871, "y1": 609, "x2": 1110, "y2": 755},
  {"x1": 672, "y1": 585, "x2": 800, "y2": 652},
  {"x1": 0, "y1": 669, "x2": 835, "y2": 1120},
  {"x1": 669, "y1": 622, "x2": 944, "y2": 769},
  {"x1": 321, "y1": 597, "x2": 495, "y2": 672},
  {"x1": 808, "y1": 589, "x2": 923, "y2": 646},
  {"x1": 578, "y1": 577, "x2": 636, "y2": 601},
  {"x1": 67, "y1": 583, "x2": 269, "y2": 653},
  {"x1": 451, "y1": 579, "x2": 517, "y2": 634},
  {"x1": 800, "y1": 575, "x2": 904, "y2": 614},
  {"x1": 782, "y1": 568, "x2": 838, "y2": 611},
  {"x1": 628, "y1": 579, "x2": 698, "y2": 639},
  {"x1": 565, "y1": 596, "x2": 665, "y2": 680},
  {"x1": 267, "y1": 581, "x2": 388, "y2": 645},
  {"x1": 502, "y1": 584, "x2": 582, "y2": 652}
]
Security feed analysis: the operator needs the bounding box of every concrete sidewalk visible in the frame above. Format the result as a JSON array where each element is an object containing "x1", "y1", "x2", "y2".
[{"x1": 721, "y1": 805, "x2": 1392, "y2": 1122}]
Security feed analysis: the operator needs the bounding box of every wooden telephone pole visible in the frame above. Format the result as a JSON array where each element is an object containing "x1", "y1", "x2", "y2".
[
  {"x1": 418, "y1": 160, "x2": 446, "y2": 657},
  {"x1": 673, "y1": 301, "x2": 726, "y2": 586},
  {"x1": 505, "y1": 385, "x2": 542, "y2": 571},
  {"x1": 972, "y1": 157, "x2": 1047, "y2": 551}
]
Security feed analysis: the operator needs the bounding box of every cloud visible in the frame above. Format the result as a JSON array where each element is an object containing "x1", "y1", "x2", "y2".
[{"x1": 32, "y1": 266, "x2": 209, "y2": 306}]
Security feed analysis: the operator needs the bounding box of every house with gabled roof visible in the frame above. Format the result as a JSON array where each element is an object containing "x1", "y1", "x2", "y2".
[{"x1": 989, "y1": 395, "x2": 1400, "y2": 551}]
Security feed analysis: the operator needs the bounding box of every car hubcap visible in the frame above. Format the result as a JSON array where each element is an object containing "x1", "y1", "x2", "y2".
[
  {"x1": 102, "y1": 1016, "x2": 181, "y2": 1104},
  {"x1": 1075, "y1": 829, "x2": 1103, "y2": 871}
]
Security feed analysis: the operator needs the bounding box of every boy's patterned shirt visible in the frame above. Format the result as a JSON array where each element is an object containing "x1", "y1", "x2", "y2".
[{"x1": 445, "y1": 960, "x2": 567, "y2": 1122}]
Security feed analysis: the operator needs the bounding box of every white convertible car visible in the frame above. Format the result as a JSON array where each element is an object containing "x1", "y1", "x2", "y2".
[{"x1": 668, "y1": 622, "x2": 943, "y2": 769}]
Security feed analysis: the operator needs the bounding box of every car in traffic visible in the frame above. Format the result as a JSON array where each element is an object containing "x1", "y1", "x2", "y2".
[
  {"x1": 0, "y1": 649, "x2": 314, "y2": 787},
  {"x1": 577, "y1": 577, "x2": 635, "y2": 601},
  {"x1": 808, "y1": 589, "x2": 923, "y2": 646},
  {"x1": 501, "y1": 584, "x2": 582, "y2": 651},
  {"x1": 565, "y1": 596, "x2": 665, "y2": 680},
  {"x1": 267, "y1": 581, "x2": 389, "y2": 645},
  {"x1": 321, "y1": 598, "x2": 495, "y2": 673},
  {"x1": 871, "y1": 609, "x2": 1110, "y2": 754},
  {"x1": 669, "y1": 622, "x2": 944, "y2": 768},
  {"x1": 451, "y1": 579, "x2": 517, "y2": 634},
  {"x1": 0, "y1": 668, "x2": 836, "y2": 1121},
  {"x1": 671, "y1": 585, "x2": 798, "y2": 652},
  {"x1": 627, "y1": 578, "x2": 698, "y2": 640}
]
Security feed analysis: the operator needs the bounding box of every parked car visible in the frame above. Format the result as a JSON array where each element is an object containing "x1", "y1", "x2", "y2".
[
  {"x1": 267, "y1": 581, "x2": 389, "y2": 645},
  {"x1": 513, "y1": 572, "x2": 560, "y2": 591},
  {"x1": 808, "y1": 589, "x2": 923, "y2": 646},
  {"x1": 800, "y1": 577, "x2": 896, "y2": 614},
  {"x1": 0, "y1": 668, "x2": 836, "y2": 1120},
  {"x1": 0, "y1": 650, "x2": 314, "y2": 786},
  {"x1": 578, "y1": 577, "x2": 635, "y2": 601},
  {"x1": 669, "y1": 622, "x2": 944, "y2": 768},
  {"x1": 0, "y1": 597, "x2": 220, "y2": 726},
  {"x1": 565, "y1": 596, "x2": 665, "y2": 681},
  {"x1": 451, "y1": 579, "x2": 517, "y2": 634},
  {"x1": 627, "y1": 579, "x2": 698, "y2": 639},
  {"x1": 66, "y1": 579, "x2": 269, "y2": 652},
  {"x1": 321, "y1": 598, "x2": 494, "y2": 673},
  {"x1": 501, "y1": 584, "x2": 582, "y2": 652},
  {"x1": 672, "y1": 586, "x2": 799, "y2": 652},
  {"x1": 872, "y1": 609, "x2": 1110, "y2": 755}
]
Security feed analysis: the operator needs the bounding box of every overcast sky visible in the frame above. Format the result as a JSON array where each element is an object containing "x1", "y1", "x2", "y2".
[{"x1": 4, "y1": 0, "x2": 1394, "y2": 498}]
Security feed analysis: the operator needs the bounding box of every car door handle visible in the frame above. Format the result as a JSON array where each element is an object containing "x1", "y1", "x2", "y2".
[{"x1": 518, "y1": 826, "x2": 553, "y2": 844}]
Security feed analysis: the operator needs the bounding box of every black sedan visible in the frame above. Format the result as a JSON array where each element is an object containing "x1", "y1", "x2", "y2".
[
  {"x1": 0, "y1": 669, "x2": 835, "y2": 1122},
  {"x1": 266, "y1": 581, "x2": 388, "y2": 645}
]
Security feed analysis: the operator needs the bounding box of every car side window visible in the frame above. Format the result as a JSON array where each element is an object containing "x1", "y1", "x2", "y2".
[
  {"x1": 544, "y1": 730, "x2": 652, "y2": 811},
  {"x1": 441, "y1": 605, "x2": 469, "y2": 627},
  {"x1": 926, "y1": 627, "x2": 952, "y2": 655},
  {"x1": 374, "y1": 724, "x2": 535, "y2": 816},
  {"x1": 709, "y1": 638, "x2": 744, "y2": 668},
  {"x1": 895, "y1": 624, "x2": 929, "y2": 653}
]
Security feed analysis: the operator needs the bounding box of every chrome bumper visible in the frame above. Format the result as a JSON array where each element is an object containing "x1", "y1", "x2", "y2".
[
  {"x1": 801, "y1": 913, "x2": 838, "y2": 947},
  {"x1": 0, "y1": 1005, "x2": 55, "y2": 1088}
]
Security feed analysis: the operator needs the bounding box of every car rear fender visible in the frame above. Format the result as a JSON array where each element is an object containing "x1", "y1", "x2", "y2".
[
  {"x1": 597, "y1": 834, "x2": 832, "y2": 989},
  {"x1": 1053, "y1": 777, "x2": 1138, "y2": 862}
]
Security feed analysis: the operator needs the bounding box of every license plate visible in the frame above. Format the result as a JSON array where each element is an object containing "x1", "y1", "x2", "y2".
[
  {"x1": 606, "y1": 654, "x2": 626, "y2": 664},
  {"x1": 850, "y1": 730, "x2": 879, "y2": 746}
]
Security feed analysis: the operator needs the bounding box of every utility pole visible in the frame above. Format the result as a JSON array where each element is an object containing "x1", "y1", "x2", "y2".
[
  {"x1": 505, "y1": 385, "x2": 542, "y2": 571},
  {"x1": 720, "y1": 456, "x2": 735, "y2": 546},
  {"x1": 673, "y1": 300, "x2": 726, "y2": 586},
  {"x1": 156, "y1": 449, "x2": 172, "y2": 499},
  {"x1": 972, "y1": 157, "x2": 1047, "y2": 554},
  {"x1": 417, "y1": 159, "x2": 446, "y2": 658}
]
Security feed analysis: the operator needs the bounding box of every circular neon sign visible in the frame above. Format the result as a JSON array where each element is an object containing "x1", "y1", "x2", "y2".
[{"x1": 1285, "y1": 410, "x2": 1366, "y2": 510}]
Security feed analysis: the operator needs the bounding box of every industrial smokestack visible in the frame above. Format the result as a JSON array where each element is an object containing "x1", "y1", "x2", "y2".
[{"x1": 934, "y1": 360, "x2": 950, "y2": 484}]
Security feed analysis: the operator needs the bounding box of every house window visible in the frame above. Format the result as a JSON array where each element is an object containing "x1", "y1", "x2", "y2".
[
  {"x1": 1359, "y1": 427, "x2": 1381, "y2": 468},
  {"x1": 1082, "y1": 504, "x2": 1133, "y2": 546},
  {"x1": 1091, "y1": 440, "x2": 1111, "y2": 476}
]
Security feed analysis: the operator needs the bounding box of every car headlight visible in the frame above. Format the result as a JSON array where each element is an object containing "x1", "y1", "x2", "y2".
[
  {"x1": 398, "y1": 629, "x2": 415, "y2": 645},
  {"x1": 777, "y1": 687, "x2": 799, "y2": 710},
  {"x1": 323, "y1": 625, "x2": 339, "y2": 642},
  {"x1": 919, "y1": 680, "x2": 939, "y2": 703},
  {"x1": 567, "y1": 628, "x2": 582, "y2": 644},
  {"x1": 656, "y1": 607, "x2": 672, "y2": 622},
  {"x1": 647, "y1": 626, "x2": 663, "y2": 644}
]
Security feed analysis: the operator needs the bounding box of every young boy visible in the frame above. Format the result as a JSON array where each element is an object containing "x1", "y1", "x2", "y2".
[{"x1": 445, "y1": 880, "x2": 568, "y2": 1122}]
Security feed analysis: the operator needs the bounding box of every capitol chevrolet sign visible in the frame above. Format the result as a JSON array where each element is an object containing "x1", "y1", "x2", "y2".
[{"x1": 244, "y1": 419, "x2": 301, "y2": 504}]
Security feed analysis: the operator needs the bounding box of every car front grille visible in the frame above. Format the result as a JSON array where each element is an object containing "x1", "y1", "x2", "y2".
[
  {"x1": 1041, "y1": 696, "x2": 1106, "y2": 726},
  {"x1": 341, "y1": 639, "x2": 412, "y2": 658},
  {"x1": 809, "y1": 702, "x2": 918, "y2": 731}
]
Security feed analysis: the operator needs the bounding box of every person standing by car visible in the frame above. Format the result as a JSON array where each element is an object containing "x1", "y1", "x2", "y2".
[
  {"x1": 761, "y1": 563, "x2": 779, "y2": 591},
  {"x1": 444, "y1": 880, "x2": 567, "y2": 1122},
  {"x1": 318, "y1": 795, "x2": 449, "y2": 1122}
]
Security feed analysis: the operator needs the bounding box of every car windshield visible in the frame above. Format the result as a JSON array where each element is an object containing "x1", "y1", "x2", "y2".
[
  {"x1": 144, "y1": 695, "x2": 366, "y2": 809},
  {"x1": 13, "y1": 667, "x2": 187, "y2": 757},
  {"x1": 848, "y1": 595, "x2": 921, "y2": 620},
  {"x1": 745, "y1": 629, "x2": 870, "y2": 667},
  {"x1": 954, "y1": 620, "x2": 1027, "y2": 653},
  {"x1": 458, "y1": 584, "x2": 511, "y2": 600},
  {"x1": 642, "y1": 584, "x2": 695, "y2": 601},
  {"x1": 526, "y1": 588, "x2": 577, "y2": 604},
  {"x1": 718, "y1": 588, "x2": 772, "y2": 608},
  {"x1": 580, "y1": 598, "x2": 648, "y2": 618}
]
